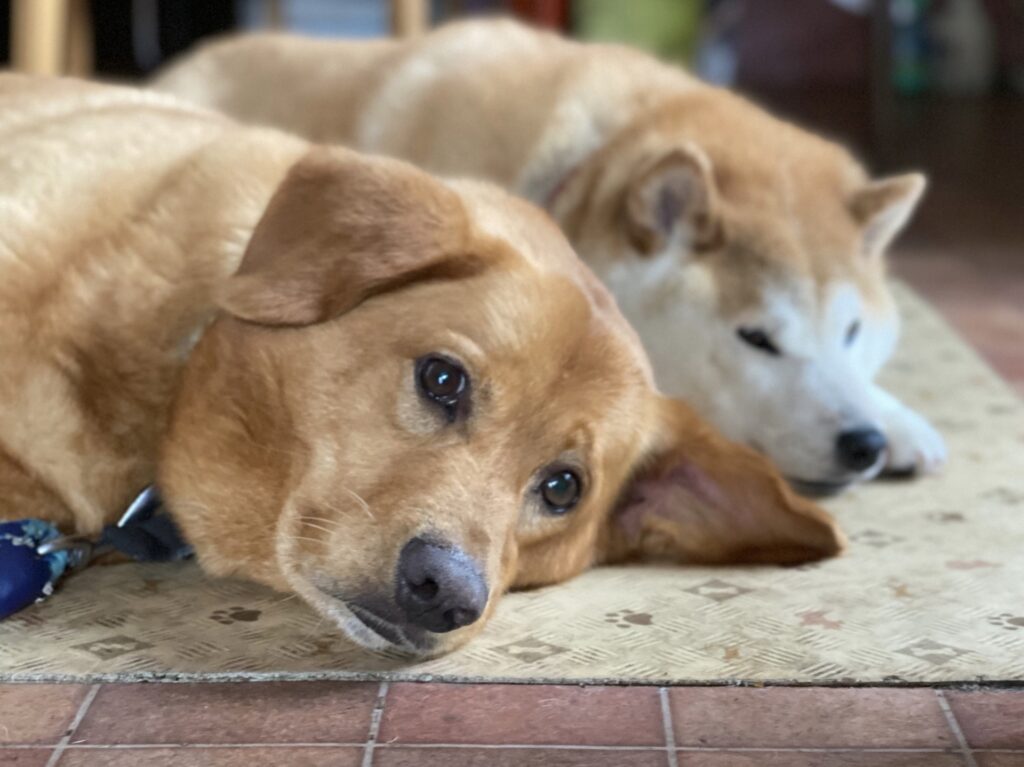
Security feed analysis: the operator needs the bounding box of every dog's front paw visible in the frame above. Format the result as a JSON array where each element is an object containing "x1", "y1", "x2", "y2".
[{"x1": 884, "y1": 406, "x2": 947, "y2": 476}]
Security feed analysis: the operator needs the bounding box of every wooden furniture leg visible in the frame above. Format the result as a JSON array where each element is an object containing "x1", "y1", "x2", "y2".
[
  {"x1": 66, "y1": 0, "x2": 93, "y2": 77},
  {"x1": 11, "y1": 0, "x2": 69, "y2": 75},
  {"x1": 392, "y1": 0, "x2": 429, "y2": 37}
]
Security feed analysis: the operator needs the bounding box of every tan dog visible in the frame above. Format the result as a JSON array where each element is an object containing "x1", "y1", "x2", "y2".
[
  {"x1": 0, "y1": 75, "x2": 841, "y2": 658},
  {"x1": 156, "y1": 18, "x2": 946, "y2": 494}
]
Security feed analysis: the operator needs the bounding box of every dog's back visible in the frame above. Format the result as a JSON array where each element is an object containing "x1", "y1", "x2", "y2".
[{"x1": 154, "y1": 19, "x2": 699, "y2": 199}]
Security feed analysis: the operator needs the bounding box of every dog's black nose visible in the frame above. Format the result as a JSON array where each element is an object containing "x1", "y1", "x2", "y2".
[
  {"x1": 836, "y1": 427, "x2": 887, "y2": 472},
  {"x1": 395, "y1": 537, "x2": 488, "y2": 633}
]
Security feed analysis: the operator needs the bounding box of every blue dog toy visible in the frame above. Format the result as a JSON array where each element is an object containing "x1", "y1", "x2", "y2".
[
  {"x1": 0, "y1": 519, "x2": 71, "y2": 619},
  {"x1": 0, "y1": 486, "x2": 192, "y2": 620}
]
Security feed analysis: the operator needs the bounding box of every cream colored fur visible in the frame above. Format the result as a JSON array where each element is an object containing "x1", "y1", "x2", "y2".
[
  {"x1": 0, "y1": 75, "x2": 843, "y2": 657},
  {"x1": 155, "y1": 19, "x2": 947, "y2": 490}
]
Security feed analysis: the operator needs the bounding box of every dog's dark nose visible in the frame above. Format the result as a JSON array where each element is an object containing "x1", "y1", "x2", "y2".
[
  {"x1": 836, "y1": 427, "x2": 888, "y2": 472},
  {"x1": 395, "y1": 537, "x2": 488, "y2": 633}
]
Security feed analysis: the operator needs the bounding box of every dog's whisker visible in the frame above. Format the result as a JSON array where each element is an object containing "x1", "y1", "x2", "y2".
[
  {"x1": 300, "y1": 521, "x2": 335, "y2": 536},
  {"x1": 298, "y1": 515, "x2": 340, "y2": 528},
  {"x1": 342, "y1": 487, "x2": 375, "y2": 520},
  {"x1": 305, "y1": 493, "x2": 376, "y2": 523}
]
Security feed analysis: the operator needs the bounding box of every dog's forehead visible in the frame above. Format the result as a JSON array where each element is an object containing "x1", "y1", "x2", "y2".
[
  {"x1": 449, "y1": 178, "x2": 584, "y2": 269},
  {"x1": 450, "y1": 178, "x2": 654, "y2": 383}
]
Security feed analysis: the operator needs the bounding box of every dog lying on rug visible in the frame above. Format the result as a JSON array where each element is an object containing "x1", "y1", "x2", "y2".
[
  {"x1": 0, "y1": 76, "x2": 842, "y2": 657},
  {"x1": 155, "y1": 18, "x2": 947, "y2": 494}
]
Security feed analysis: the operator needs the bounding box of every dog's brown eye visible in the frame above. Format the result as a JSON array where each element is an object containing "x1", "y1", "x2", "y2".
[
  {"x1": 540, "y1": 470, "x2": 581, "y2": 514},
  {"x1": 417, "y1": 356, "x2": 469, "y2": 421},
  {"x1": 737, "y1": 327, "x2": 781, "y2": 356}
]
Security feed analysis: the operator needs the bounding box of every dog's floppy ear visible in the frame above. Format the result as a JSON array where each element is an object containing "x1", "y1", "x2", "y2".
[
  {"x1": 602, "y1": 398, "x2": 845, "y2": 566},
  {"x1": 849, "y1": 172, "x2": 926, "y2": 258},
  {"x1": 220, "y1": 147, "x2": 477, "y2": 326},
  {"x1": 623, "y1": 142, "x2": 722, "y2": 256}
]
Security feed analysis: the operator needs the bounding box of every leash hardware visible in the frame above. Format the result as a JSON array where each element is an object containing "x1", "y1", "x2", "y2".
[
  {"x1": 35, "y1": 535, "x2": 110, "y2": 571},
  {"x1": 32, "y1": 485, "x2": 162, "y2": 571}
]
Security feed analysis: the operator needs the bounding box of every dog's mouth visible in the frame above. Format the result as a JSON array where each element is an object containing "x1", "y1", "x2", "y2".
[
  {"x1": 346, "y1": 603, "x2": 432, "y2": 654},
  {"x1": 310, "y1": 583, "x2": 434, "y2": 655},
  {"x1": 786, "y1": 477, "x2": 853, "y2": 497}
]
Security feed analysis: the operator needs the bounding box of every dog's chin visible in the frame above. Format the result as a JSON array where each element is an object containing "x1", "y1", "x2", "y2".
[
  {"x1": 324, "y1": 600, "x2": 433, "y2": 655},
  {"x1": 787, "y1": 455, "x2": 888, "y2": 497},
  {"x1": 282, "y1": 569, "x2": 439, "y2": 657},
  {"x1": 786, "y1": 477, "x2": 855, "y2": 498}
]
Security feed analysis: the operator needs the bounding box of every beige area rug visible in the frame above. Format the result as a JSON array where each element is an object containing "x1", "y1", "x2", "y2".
[{"x1": 1, "y1": 286, "x2": 1022, "y2": 684}]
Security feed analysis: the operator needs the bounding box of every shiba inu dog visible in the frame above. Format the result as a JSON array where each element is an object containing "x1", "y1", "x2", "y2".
[
  {"x1": 155, "y1": 18, "x2": 947, "y2": 493},
  {"x1": 0, "y1": 75, "x2": 841, "y2": 658}
]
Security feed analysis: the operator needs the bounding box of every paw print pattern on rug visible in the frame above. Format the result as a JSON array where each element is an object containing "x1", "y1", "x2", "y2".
[
  {"x1": 210, "y1": 607, "x2": 262, "y2": 625},
  {"x1": 849, "y1": 529, "x2": 905, "y2": 549},
  {"x1": 926, "y1": 511, "x2": 966, "y2": 524},
  {"x1": 984, "y1": 487, "x2": 1024, "y2": 505},
  {"x1": 604, "y1": 609, "x2": 653, "y2": 628},
  {"x1": 988, "y1": 614, "x2": 1024, "y2": 631}
]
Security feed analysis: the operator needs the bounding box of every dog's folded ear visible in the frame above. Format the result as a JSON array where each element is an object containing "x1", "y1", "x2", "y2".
[
  {"x1": 623, "y1": 142, "x2": 721, "y2": 257},
  {"x1": 849, "y1": 172, "x2": 926, "y2": 258},
  {"x1": 602, "y1": 397, "x2": 845, "y2": 566},
  {"x1": 219, "y1": 147, "x2": 480, "y2": 326}
]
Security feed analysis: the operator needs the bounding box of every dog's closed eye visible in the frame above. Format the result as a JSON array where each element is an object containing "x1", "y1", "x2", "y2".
[
  {"x1": 845, "y1": 320, "x2": 861, "y2": 347},
  {"x1": 416, "y1": 355, "x2": 471, "y2": 422},
  {"x1": 736, "y1": 326, "x2": 781, "y2": 357}
]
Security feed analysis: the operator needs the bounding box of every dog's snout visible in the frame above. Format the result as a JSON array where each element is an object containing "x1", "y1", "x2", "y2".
[
  {"x1": 395, "y1": 537, "x2": 488, "y2": 633},
  {"x1": 836, "y1": 427, "x2": 887, "y2": 472}
]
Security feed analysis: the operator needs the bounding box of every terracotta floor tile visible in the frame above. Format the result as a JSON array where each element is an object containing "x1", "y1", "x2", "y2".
[
  {"x1": 0, "y1": 685, "x2": 89, "y2": 745},
  {"x1": 896, "y1": 248, "x2": 1024, "y2": 392},
  {"x1": 374, "y1": 747, "x2": 664, "y2": 766},
  {"x1": 669, "y1": 688, "x2": 954, "y2": 749},
  {"x1": 976, "y1": 755, "x2": 1024, "y2": 767},
  {"x1": 0, "y1": 751, "x2": 55, "y2": 767},
  {"x1": 73, "y1": 682, "x2": 377, "y2": 745},
  {"x1": 677, "y1": 754, "x2": 964, "y2": 767},
  {"x1": 56, "y1": 746, "x2": 362, "y2": 766},
  {"x1": 947, "y1": 692, "x2": 1024, "y2": 749},
  {"x1": 378, "y1": 683, "x2": 663, "y2": 746}
]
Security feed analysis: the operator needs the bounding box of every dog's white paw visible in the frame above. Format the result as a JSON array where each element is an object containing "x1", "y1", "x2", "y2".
[{"x1": 884, "y1": 406, "x2": 947, "y2": 475}]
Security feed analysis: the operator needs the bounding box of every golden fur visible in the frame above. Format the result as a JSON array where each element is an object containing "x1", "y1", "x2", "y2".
[
  {"x1": 155, "y1": 18, "x2": 945, "y2": 486},
  {"x1": 0, "y1": 75, "x2": 842, "y2": 657}
]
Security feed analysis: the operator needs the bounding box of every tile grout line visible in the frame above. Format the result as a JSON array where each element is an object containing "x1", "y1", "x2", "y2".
[
  {"x1": 360, "y1": 680, "x2": 390, "y2": 767},
  {"x1": 1, "y1": 743, "x2": 972, "y2": 753},
  {"x1": 936, "y1": 690, "x2": 979, "y2": 767},
  {"x1": 659, "y1": 687, "x2": 679, "y2": 767},
  {"x1": 43, "y1": 683, "x2": 101, "y2": 767}
]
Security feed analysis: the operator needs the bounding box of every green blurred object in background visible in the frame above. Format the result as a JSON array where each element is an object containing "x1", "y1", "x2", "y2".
[{"x1": 573, "y1": 0, "x2": 703, "y2": 64}]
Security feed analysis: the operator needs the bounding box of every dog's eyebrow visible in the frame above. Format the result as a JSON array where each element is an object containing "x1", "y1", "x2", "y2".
[
  {"x1": 560, "y1": 426, "x2": 597, "y2": 466},
  {"x1": 435, "y1": 331, "x2": 487, "y2": 369}
]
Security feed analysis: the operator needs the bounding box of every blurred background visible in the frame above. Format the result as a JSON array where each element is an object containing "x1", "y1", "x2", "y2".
[{"x1": 1, "y1": 0, "x2": 1021, "y2": 391}]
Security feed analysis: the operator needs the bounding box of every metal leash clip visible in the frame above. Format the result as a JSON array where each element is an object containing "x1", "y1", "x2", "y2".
[
  {"x1": 35, "y1": 535, "x2": 105, "y2": 571},
  {"x1": 2, "y1": 486, "x2": 181, "y2": 621},
  {"x1": 34, "y1": 485, "x2": 162, "y2": 570}
]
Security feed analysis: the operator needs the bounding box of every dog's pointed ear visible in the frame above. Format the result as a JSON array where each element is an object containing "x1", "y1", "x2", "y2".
[
  {"x1": 849, "y1": 172, "x2": 926, "y2": 258},
  {"x1": 623, "y1": 143, "x2": 722, "y2": 257},
  {"x1": 602, "y1": 398, "x2": 845, "y2": 566},
  {"x1": 219, "y1": 147, "x2": 478, "y2": 326}
]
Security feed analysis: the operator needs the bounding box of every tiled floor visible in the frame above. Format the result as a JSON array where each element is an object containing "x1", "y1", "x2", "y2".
[
  {"x1": 2, "y1": 682, "x2": 1023, "y2": 766},
  {"x1": 5, "y1": 191, "x2": 1021, "y2": 767},
  {"x1": 2, "y1": 93, "x2": 1023, "y2": 766},
  {"x1": 896, "y1": 246, "x2": 1024, "y2": 398},
  {"x1": 0, "y1": 218, "x2": 1018, "y2": 767}
]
